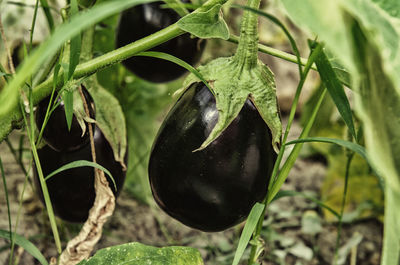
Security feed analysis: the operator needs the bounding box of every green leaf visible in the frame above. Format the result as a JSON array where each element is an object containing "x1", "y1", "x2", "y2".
[
  {"x1": 0, "y1": 230, "x2": 49, "y2": 265},
  {"x1": 44, "y1": 160, "x2": 117, "y2": 191},
  {"x1": 232, "y1": 203, "x2": 264, "y2": 265},
  {"x1": 77, "y1": 242, "x2": 203, "y2": 265},
  {"x1": 277, "y1": 3, "x2": 400, "y2": 261},
  {"x1": 382, "y1": 186, "x2": 400, "y2": 264},
  {"x1": 286, "y1": 137, "x2": 367, "y2": 161},
  {"x1": 314, "y1": 49, "x2": 356, "y2": 139},
  {"x1": 349, "y1": 15, "x2": 400, "y2": 194},
  {"x1": 371, "y1": 0, "x2": 400, "y2": 18},
  {"x1": 123, "y1": 80, "x2": 178, "y2": 203},
  {"x1": 39, "y1": 0, "x2": 55, "y2": 31},
  {"x1": 85, "y1": 79, "x2": 127, "y2": 169},
  {"x1": 350, "y1": 20, "x2": 400, "y2": 265},
  {"x1": 0, "y1": 0, "x2": 154, "y2": 118},
  {"x1": 177, "y1": 4, "x2": 229, "y2": 40},
  {"x1": 136, "y1": 51, "x2": 211, "y2": 90},
  {"x1": 62, "y1": 89, "x2": 74, "y2": 131},
  {"x1": 329, "y1": 57, "x2": 351, "y2": 88},
  {"x1": 68, "y1": 0, "x2": 81, "y2": 80},
  {"x1": 280, "y1": 0, "x2": 354, "y2": 72}
]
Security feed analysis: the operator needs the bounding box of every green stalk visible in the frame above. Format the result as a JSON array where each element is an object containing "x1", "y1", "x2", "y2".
[
  {"x1": 32, "y1": 24, "x2": 184, "y2": 106},
  {"x1": 20, "y1": 99, "x2": 62, "y2": 254},
  {"x1": 233, "y1": 0, "x2": 260, "y2": 71},
  {"x1": 228, "y1": 35, "x2": 316, "y2": 70},
  {"x1": 29, "y1": 0, "x2": 40, "y2": 51},
  {"x1": 39, "y1": 0, "x2": 55, "y2": 32},
  {"x1": 9, "y1": 163, "x2": 32, "y2": 265},
  {"x1": 333, "y1": 152, "x2": 354, "y2": 264},
  {"x1": 247, "y1": 43, "x2": 323, "y2": 265},
  {"x1": 0, "y1": 157, "x2": 13, "y2": 265}
]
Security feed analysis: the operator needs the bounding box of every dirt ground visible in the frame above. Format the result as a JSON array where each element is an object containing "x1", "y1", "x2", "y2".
[{"x1": 0, "y1": 119, "x2": 382, "y2": 265}]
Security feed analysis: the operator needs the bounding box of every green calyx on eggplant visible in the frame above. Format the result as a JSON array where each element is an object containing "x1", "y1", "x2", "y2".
[
  {"x1": 181, "y1": 0, "x2": 281, "y2": 153},
  {"x1": 116, "y1": 1, "x2": 205, "y2": 83},
  {"x1": 149, "y1": 82, "x2": 277, "y2": 231}
]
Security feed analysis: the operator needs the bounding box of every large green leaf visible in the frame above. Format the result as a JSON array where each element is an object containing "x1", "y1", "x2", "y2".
[
  {"x1": 77, "y1": 242, "x2": 203, "y2": 265},
  {"x1": 280, "y1": 1, "x2": 400, "y2": 264},
  {"x1": 280, "y1": 0, "x2": 354, "y2": 72}
]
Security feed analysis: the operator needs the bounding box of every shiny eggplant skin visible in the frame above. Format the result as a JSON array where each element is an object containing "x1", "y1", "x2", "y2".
[
  {"x1": 116, "y1": 2, "x2": 205, "y2": 83},
  {"x1": 33, "y1": 126, "x2": 127, "y2": 223},
  {"x1": 35, "y1": 87, "x2": 95, "y2": 152},
  {"x1": 148, "y1": 82, "x2": 277, "y2": 231}
]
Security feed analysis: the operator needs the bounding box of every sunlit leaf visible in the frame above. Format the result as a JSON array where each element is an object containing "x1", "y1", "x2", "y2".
[{"x1": 77, "y1": 242, "x2": 203, "y2": 265}]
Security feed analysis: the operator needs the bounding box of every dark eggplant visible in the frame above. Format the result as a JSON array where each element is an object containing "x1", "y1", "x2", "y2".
[
  {"x1": 116, "y1": 2, "x2": 205, "y2": 83},
  {"x1": 35, "y1": 87, "x2": 95, "y2": 152},
  {"x1": 148, "y1": 82, "x2": 277, "y2": 232},
  {"x1": 33, "y1": 126, "x2": 127, "y2": 223}
]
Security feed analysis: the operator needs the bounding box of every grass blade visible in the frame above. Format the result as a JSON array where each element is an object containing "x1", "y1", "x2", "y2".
[
  {"x1": 44, "y1": 160, "x2": 117, "y2": 191},
  {"x1": 39, "y1": 0, "x2": 55, "y2": 31},
  {"x1": 62, "y1": 89, "x2": 74, "y2": 131},
  {"x1": 314, "y1": 49, "x2": 356, "y2": 139},
  {"x1": 0, "y1": 156, "x2": 14, "y2": 263},
  {"x1": 231, "y1": 203, "x2": 264, "y2": 265},
  {"x1": 0, "y1": 230, "x2": 49, "y2": 265},
  {"x1": 286, "y1": 137, "x2": 385, "y2": 190},
  {"x1": 135, "y1": 51, "x2": 211, "y2": 90},
  {"x1": 286, "y1": 137, "x2": 366, "y2": 160}
]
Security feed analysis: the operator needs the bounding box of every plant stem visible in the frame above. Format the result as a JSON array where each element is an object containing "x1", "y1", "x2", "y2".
[
  {"x1": 21, "y1": 97, "x2": 62, "y2": 255},
  {"x1": 333, "y1": 151, "x2": 354, "y2": 263},
  {"x1": 0, "y1": 157, "x2": 13, "y2": 265},
  {"x1": 39, "y1": 0, "x2": 55, "y2": 32},
  {"x1": 233, "y1": 0, "x2": 260, "y2": 70},
  {"x1": 33, "y1": 24, "x2": 184, "y2": 106},
  {"x1": 228, "y1": 35, "x2": 316, "y2": 71},
  {"x1": 247, "y1": 43, "x2": 323, "y2": 265}
]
